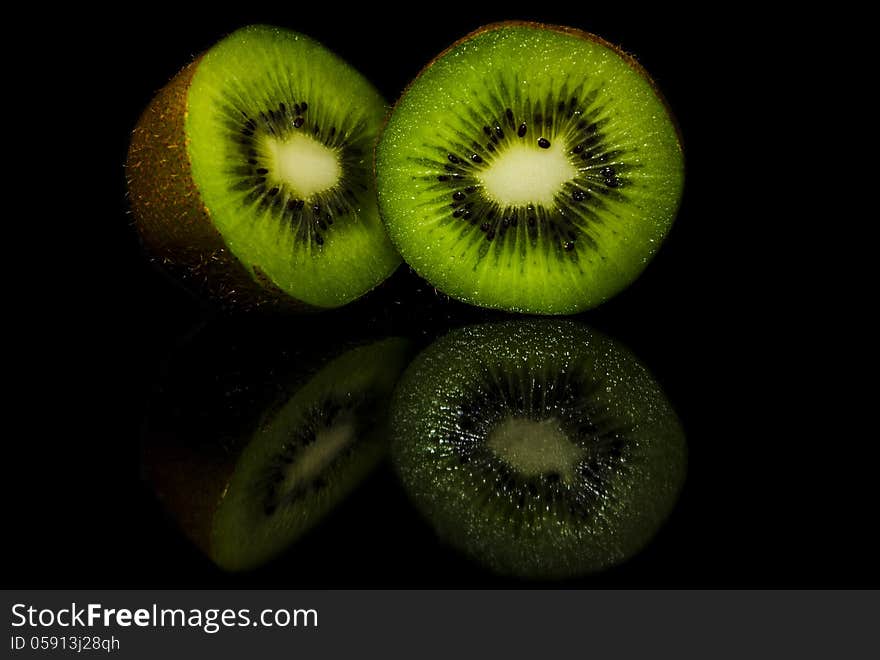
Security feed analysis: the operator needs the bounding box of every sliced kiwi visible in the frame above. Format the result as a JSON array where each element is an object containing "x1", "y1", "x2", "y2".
[
  {"x1": 376, "y1": 22, "x2": 684, "y2": 314},
  {"x1": 391, "y1": 320, "x2": 686, "y2": 579},
  {"x1": 210, "y1": 338, "x2": 412, "y2": 570},
  {"x1": 127, "y1": 25, "x2": 400, "y2": 309},
  {"x1": 142, "y1": 323, "x2": 411, "y2": 572}
]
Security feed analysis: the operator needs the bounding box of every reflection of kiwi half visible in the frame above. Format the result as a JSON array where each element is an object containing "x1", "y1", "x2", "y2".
[
  {"x1": 143, "y1": 328, "x2": 411, "y2": 572},
  {"x1": 211, "y1": 340, "x2": 409, "y2": 570},
  {"x1": 127, "y1": 25, "x2": 400, "y2": 309},
  {"x1": 392, "y1": 320, "x2": 685, "y2": 579}
]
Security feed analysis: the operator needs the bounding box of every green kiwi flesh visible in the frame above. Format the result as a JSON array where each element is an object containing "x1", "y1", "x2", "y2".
[
  {"x1": 391, "y1": 320, "x2": 686, "y2": 579},
  {"x1": 127, "y1": 25, "x2": 401, "y2": 309},
  {"x1": 376, "y1": 22, "x2": 684, "y2": 314},
  {"x1": 210, "y1": 337, "x2": 411, "y2": 571}
]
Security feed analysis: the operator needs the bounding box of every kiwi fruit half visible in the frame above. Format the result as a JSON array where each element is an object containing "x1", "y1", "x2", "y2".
[
  {"x1": 376, "y1": 22, "x2": 684, "y2": 314},
  {"x1": 127, "y1": 25, "x2": 400, "y2": 309},
  {"x1": 391, "y1": 320, "x2": 686, "y2": 579},
  {"x1": 143, "y1": 321, "x2": 411, "y2": 572}
]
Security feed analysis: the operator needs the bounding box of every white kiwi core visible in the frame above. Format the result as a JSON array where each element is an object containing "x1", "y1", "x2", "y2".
[
  {"x1": 279, "y1": 415, "x2": 356, "y2": 494},
  {"x1": 487, "y1": 416, "x2": 586, "y2": 484},
  {"x1": 477, "y1": 142, "x2": 576, "y2": 207},
  {"x1": 266, "y1": 133, "x2": 342, "y2": 200}
]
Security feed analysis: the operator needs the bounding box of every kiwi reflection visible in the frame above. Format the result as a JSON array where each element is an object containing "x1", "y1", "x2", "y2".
[
  {"x1": 391, "y1": 319, "x2": 686, "y2": 580},
  {"x1": 142, "y1": 318, "x2": 411, "y2": 572}
]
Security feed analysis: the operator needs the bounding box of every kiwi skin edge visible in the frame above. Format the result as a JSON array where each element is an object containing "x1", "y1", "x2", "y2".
[
  {"x1": 125, "y1": 57, "x2": 313, "y2": 311},
  {"x1": 141, "y1": 430, "x2": 236, "y2": 559}
]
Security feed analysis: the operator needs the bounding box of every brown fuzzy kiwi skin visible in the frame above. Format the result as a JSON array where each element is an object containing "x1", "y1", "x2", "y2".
[
  {"x1": 125, "y1": 58, "x2": 313, "y2": 312},
  {"x1": 375, "y1": 20, "x2": 684, "y2": 181},
  {"x1": 141, "y1": 431, "x2": 237, "y2": 558}
]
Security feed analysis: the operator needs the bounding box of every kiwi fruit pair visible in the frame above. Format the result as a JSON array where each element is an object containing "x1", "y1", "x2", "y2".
[
  {"x1": 392, "y1": 320, "x2": 686, "y2": 579},
  {"x1": 142, "y1": 319, "x2": 412, "y2": 571},
  {"x1": 128, "y1": 22, "x2": 682, "y2": 314}
]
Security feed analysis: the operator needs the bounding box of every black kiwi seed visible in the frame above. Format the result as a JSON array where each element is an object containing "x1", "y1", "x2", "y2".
[
  {"x1": 518, "y1": 123, "x2": 527, "y2": 137},
  {"x1": 471, "y1": 154, "x2": 483, "y2": 163},
  {"x1": 448, "y1": 154, "x2": 460, "y2": 164},
  {"x1": 453, "y1": 191, "x2": 466, "y2": 201},
  {"x1": 293, "y1": 116, "x2": 304, "y2": 128},
  {"x1": 538, "y1": 138, "x2": 551, "y2": 149}
]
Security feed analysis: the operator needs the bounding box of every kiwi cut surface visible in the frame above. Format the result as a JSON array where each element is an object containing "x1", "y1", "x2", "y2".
[
  {"x1": 142, "y1": 325, "x2": 411, "y2": 572},
  {"x1": 391, "y1": 320, "x2": 686, "y2": 579},
  {"x1": 127, "y1": 25, "x2": 400, "y2": 309},
  {"x1": 376, "y1": 22, "x2": 684, "y2": 314}
]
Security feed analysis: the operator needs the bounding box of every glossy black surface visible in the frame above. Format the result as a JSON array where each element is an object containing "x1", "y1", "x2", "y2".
[{"x1": 13, "y1": 7, "x2": 870, "y2": 588}]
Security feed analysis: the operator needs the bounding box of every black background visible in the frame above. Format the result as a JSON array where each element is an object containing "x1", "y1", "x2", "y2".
[{"x1": 11, "y1": 7, "x2": 868, "y2": 588}]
